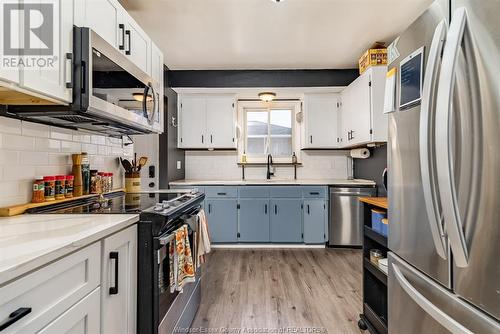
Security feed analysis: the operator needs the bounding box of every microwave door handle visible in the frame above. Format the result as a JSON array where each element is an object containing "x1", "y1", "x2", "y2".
[
  {"x1": 419, "y1": 19, "x2": 448, "y2": 260},
  {"x1": 151, "y1": 84, "x2": 157, "y2": 125},
  {"x1": 392, "y1": 263, "x2": 473, "y2": 334},
  {"x1": 435, "y1": 7, "x2": 469, "y2": 268}
]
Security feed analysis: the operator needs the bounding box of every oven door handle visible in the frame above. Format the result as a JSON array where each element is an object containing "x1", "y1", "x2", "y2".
[{"x1": 158, "y1": 231, "x2": 176, "y2": 245}]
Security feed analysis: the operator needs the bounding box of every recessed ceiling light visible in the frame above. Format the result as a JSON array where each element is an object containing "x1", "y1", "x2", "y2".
[
  {"x1": 259, "y1": 92, "x2": 277, "y2": 102},
  {"x1": 270, "y1": 0, "x2": 285, "y2": 3}
]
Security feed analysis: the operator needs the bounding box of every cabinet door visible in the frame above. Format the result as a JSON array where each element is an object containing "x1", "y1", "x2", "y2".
[
  {"x1": 124, "y1": 14, "x2": 151, "y2": 74},
  {"x1": 206, "y1": 96, "x2": 236, "y2": 148},
  {"x1": 270, "y1": 199, "x2": 302, "y2": 243},
  {"x1": 151, "y1": 42, "x2": 164, "y2": 133},
  {"x1": 38, "y1": 287, "x2": 101, "y2": 334},
  {"x1": 303, "y1": 200, "x2": 326, "y2": 244},
  {"x1": 21, "y1": 0, "x2": 73, "y2": 102},
  {"x1": 206, "y1": 199, "x2": 238, "y2": 243},
  {"x1": 239, "y1": 199, "x2": 270, "y2": 242},
  {"x1": 348, "y1": 72, "x2": 372, "y2": 145},
  {"x1": 178, "y1": 95, "x2": 206, "y2": 148},
  {"x1": 303, "y1": 94, "x2": 339, "y2": 148},
  {"x1": 101, "y1": 225, "x2": 137, "y2": 334},
  {"x1": 81, "y1": 0, "x2": 122, "y2": 48},
  {"x1": 340, "y1": 87, "x2": 351, "y2": 146}
]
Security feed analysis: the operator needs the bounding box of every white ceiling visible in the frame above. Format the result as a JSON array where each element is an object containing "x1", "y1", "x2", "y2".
[{"x1": 120, "y1": 0, "x2": 433, "y2": 70}]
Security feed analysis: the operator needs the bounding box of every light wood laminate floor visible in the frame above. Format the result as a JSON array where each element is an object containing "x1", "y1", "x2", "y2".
[{"x1": 191, "y1": 248, "x2": 363, "y2": 333}]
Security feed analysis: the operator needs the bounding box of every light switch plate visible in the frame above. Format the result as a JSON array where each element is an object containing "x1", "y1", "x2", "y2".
[{"x1": 177, "y1": 161, "x2": 182, "y2": 170}]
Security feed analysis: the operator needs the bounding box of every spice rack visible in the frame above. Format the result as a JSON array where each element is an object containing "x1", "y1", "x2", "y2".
[{"x1": 0, "y1": 189, "x2": 125, "y2": 217}]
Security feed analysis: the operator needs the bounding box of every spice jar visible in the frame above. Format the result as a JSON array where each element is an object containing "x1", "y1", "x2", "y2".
[
  {"x1": 32, "y1": 176, "x2": 45, "y2": 203},
  {"x1": 44, "y1": 176, "x2": 56, "y2": 201},
  {"x1": 55, "y1": 175, "x2": 66, "y2": 200},
  {"x1": 65, "y1": 175, "x2": 74, "y2": 198},
  {"x1": 90, "y1": 170, "x2": 101, "y2": 194},
  {"x1": 98, "y1": 172, "x2": 107, "y2": 193}
]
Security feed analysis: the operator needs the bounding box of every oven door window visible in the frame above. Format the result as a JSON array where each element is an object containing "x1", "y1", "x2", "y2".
[{"x1": 91, "y1": 48, "x2": 153, "y2": 123}]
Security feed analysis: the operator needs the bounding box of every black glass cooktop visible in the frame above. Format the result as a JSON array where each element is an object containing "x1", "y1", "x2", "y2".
[{"x1": 26, "y1": 191, "x2": 197, "y2": 214}]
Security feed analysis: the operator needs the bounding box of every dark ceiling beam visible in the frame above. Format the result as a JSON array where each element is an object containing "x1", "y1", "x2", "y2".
[{"x1": 167, "y1": 69, "x2": 359, "y2": 88}]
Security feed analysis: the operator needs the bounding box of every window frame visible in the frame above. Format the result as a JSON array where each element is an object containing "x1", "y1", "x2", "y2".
[{"x1": 238, "y1": 100, "x2": 301, "y2": 163}]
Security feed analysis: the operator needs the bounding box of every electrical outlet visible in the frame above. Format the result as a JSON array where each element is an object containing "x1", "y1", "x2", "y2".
[{"x1": 177, "y1": 161, "x2": 182, "y2": 170}]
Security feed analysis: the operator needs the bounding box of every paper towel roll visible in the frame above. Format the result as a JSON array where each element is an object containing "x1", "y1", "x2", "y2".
[{"x1": 350, "y1": 148, "x2": 371, "y2": 159}]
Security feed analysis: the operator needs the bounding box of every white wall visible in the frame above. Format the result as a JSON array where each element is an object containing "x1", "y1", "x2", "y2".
[
  {"x1": 185, "y1": 150, "x2": 349, "y2": 180},
  {"x1": 0, "y1": 117, "x2": 133, "y2": 207}
]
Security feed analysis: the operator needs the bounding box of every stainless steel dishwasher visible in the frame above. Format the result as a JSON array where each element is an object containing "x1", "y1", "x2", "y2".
[{"x1": 329, "y1": 187, "x2": 376, "y2": 247}]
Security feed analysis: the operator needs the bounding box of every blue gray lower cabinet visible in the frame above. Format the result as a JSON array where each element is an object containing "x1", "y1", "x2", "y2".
[
  {"x1": 238, "y1": 198, "x2": 270, "y2": 242},
  {"x1": 270, "y1": 199, "x2": 303, "y2": 243},
  {"x1": 172, "y1": 185, "x2": 327, "y2": 244},
  {"x1": 303, "y1": 199, "x2": 326, "y2": 244},
  {"x1": 205, "y1": 199, "x2": 238, "y2": 242}
]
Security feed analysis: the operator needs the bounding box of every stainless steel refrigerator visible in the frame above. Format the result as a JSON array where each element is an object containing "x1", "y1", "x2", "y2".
[{"x1": 387, "y1": 0, "x2": 500, "y2": 332}]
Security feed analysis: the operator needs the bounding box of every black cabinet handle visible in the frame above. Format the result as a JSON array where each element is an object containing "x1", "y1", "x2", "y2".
[
  {"x1": 0, "y1": 307, "x2": 31, "y2": 331},
  {"x1": 109, "y1": 251, "x2": 119, "y2": 295},
  {"x1": 210, "y1": 134, "x2": 213, "y2": 143},
  {"x1": 309, "y1": 192, "x2": 319, "y2": 195},
  {"x1": 265, "y1": 204, "x2": 267, "y2": 214},
  {"x1": 274, "y1": 205, "x2": 278, "y2": 215},
  {"x1": 310, "y1": 135, "x2": 313, "y2": 144},
  {"x1": 201, "y1": 135, "x2": 204, "y2": 143},
  {"x1": 208, "y1": 203, "x2": 211, "y2": 214},
  {"x1": 125, "y1": 30, "x2": 131, "y2": 55},
  {"x1": 307, "y1": 205, "x2": 310, "y2": 214},
  {"x1": 118, "y1": 24, "x2": 125, "y2": 50},
  {"x1": 217, "y1": 192, "x2": 226, "y2": 196}
]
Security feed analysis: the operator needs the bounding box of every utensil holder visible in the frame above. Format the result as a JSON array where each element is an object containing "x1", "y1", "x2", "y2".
[{"x1": 125, "y1": 172, "x2": 141, "y2": 193}]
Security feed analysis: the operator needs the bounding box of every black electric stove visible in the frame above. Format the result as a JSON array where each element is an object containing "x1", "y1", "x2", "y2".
[{"x1": 28, "y1": 189, "x2": 206, "y2": 333}]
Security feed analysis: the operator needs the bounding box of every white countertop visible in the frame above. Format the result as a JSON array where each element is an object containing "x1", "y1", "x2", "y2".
[
  {"x1": 0, "y1": 214, "x2": 139, "y2": 286},
  {"x1": 170, "y1": 179, "x2": 376, "y2": 186}
]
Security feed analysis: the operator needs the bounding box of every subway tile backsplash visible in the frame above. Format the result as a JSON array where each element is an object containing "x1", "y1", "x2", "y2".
[
  {"x1": 184, "y1": 150, "x2": 350, "y2": 181},
  {"x1": 0, "y1": 117, "x2": 133, "y2": 207}
]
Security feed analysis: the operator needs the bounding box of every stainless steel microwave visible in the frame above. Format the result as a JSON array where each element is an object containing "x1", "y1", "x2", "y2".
[{"x1": 2, "y1": 27, "x2": 161, "y2": 136}]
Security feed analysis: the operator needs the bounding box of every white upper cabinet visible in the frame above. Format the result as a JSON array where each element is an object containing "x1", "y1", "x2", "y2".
[
  {"x1": 339, "y1": 66, "x2": 387, "y2": 148},
  {"x1": 302, "y1": 93, "x2": 340, "y2": 149},
  {"x1": 179, "y1": 95, "x2": 207, "y2": 148},
  {"x1": 178, "y1": 94, "x2": 236, "y2": 149},
  {"x1": 122, "y1": 12, "x2": 151, "y2": 74},
  {"x1": 77, "y1": 0, "x2": 123, "y2": 49},
  {"x1": 21, "y1": 0, "x2": 73, "y2": 103},
  {"x1": 151, "y1": 42, "x2": 164, "y2": 133},
  {"x1": 75, "y1": 0, "x2": 153, "y2": 76},
  {"x1": 206, "y1": 96, "x2": 236, "y2": 148}
]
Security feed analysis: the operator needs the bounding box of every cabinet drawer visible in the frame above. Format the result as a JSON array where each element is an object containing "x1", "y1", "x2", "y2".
[
  {"x1": 38, "y1": 287, "x2": 101, "y2": 334},
  {"x1": 0, "y1": 242, "x2": 101, "y2": 333},
  {"x1": 238, "y1": 186, "x2": 270, "y2": 198},
  {"x1": 270, "y1": 186, "x2": 302, "y2": 198},
  {"x1": 302, "y1": 186, "x2": 327, "y2": 198},
  {"x1": 205, "y1": 186, "x2": 238, "y2": 198}
]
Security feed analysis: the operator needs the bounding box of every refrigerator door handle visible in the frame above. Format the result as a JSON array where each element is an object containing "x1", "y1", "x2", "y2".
[
  {"x1": 435, "y1": 7, "x2": 469, "y2": 268},
  {"x1": 420, "y1": 19, "x2": 448, "y2": 260},
  {"x1": 392, "y1": 263, "x2": 473, "y2": 334}
]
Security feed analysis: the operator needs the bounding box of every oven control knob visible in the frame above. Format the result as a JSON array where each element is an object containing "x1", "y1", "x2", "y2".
[
  {"x1": 162, "y1": 200, "x2": 170, "y2": 209},
  {"x1": 154, "y1": 204, "x2": 164, "y2": 211}
]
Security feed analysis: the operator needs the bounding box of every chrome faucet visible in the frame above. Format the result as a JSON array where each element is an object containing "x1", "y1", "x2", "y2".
[{"x1": 266, "y1": 154, "x2": 274, "y2": 179}]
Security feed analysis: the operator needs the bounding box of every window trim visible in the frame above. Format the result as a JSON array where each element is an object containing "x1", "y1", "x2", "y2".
[{"x1": 238, "y1": 100, "x2": 301, "y2": 163}]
